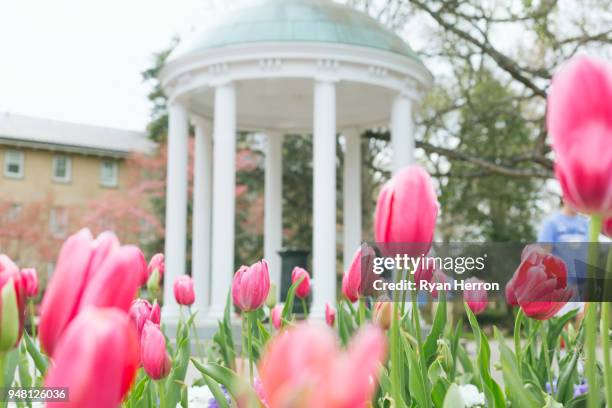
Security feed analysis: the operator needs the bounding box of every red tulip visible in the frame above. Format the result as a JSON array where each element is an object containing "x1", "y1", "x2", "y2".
[
  {"x1": 603, "y1": 216, "x2": 612, "y2": 237},
  {"x1": 325, "y1": 303, "x2": 336, "y2": 327},
  {"x1": 463, "y1": 277, "x2": 488, "y2": 315},
  {"x1": 232, "y1": 260, "x2": 271, "y2": 312},
  {"x1": 291, "y1": 267, "x2": 311, "y2": 299},
  {"x1": 259, "y1": 323, "x2": 386, "y2": 408},
  {"x1": 173, "y1": 275, "x2": 195, "y2": 306},
  {"x1": 506, "y1": 245, "x2": 573, "y2": 320},
  {"x1": 140, "y1": 321, "x2": 171, "y2": 380},
  {"x1": 547, "y1": 56, "x2": 612, "y2": 215},
  {"x1": 129, "y1": 299, "x2": 161, "y2": 336},
  {"x1": 45, "y1": 308, "x2": 139, "y2": 408},
  {"x1": 21, "y1": 268, "x2": 38, "y2": 298},
  {"x1": 271, "y1": 305, "x2": 282, "y2": 330},
  {"x1": 0, "y1": 255, "x2": 26, "y2": 351},
  {"x1": 374, "y1": 165, "x2": 438, "y2": 256},
  {"x1": 39, "y1": 229, "x2": 146, "y2": 355},
  {"x1": 341, "y1": 244, "x2": 376, "y2": 303}
]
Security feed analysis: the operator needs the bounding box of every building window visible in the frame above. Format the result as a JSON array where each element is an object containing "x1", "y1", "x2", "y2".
[
  {"x1": 4, "y1": 150, "x2": 24, "y2": 178},
  {"x1": 100, "y1": 160, "x2": 118, "y2": 187},
  {"x1": 49, "y1": 207, "x2": 68, "y2": 238},
  {"x1": 52, "y1": 155, "x2": 72, "y2": 183}
]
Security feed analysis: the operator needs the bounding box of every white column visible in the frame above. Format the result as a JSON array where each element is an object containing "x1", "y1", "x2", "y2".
[
  {"x1": 343, "y1": 130, "x2": 362, "y2": 272},
  {"x1": 208, "y1": 83, "x2": 237, "y2": 319},
  {"x1": 391, "y1": 94, "x2": 415, "y2": 173},
  {"x1": 311, "y1": 79, "x2": 337, "y2": 318},
  {"x1": 191, "y1": 119, "x2": 213, "y2": 315},
  {"x1": 163, "y1": 102, "x2": 189, "y2": 318},
  {"x1": 264, "y1": 132, "x2": 283, "y2": 300}
]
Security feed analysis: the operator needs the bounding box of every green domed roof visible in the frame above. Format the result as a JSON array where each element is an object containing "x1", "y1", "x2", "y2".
[{"x1": 171, "y1": 0, "x2": 422, "y2": 62}]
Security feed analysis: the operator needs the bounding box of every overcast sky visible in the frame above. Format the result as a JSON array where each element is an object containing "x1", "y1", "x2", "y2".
[{"x1": 0, "y1": 0, "x2": 241, "y2": 131}]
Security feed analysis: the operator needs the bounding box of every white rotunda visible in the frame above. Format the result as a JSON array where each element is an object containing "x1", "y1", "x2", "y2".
[{"x1": 159, "y1": 0, "x2": 432, "y2": 320}]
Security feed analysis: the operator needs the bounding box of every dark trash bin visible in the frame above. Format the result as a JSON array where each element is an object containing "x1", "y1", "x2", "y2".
[{"x1": 278, "y1": 248, "x2": 310, "y2": 314}]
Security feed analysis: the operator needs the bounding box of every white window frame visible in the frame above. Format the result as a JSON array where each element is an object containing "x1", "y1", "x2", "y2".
[
  {"x1": 4, "y1": 150, "x2": 24, "y2": 179},
  {"x1": 100, "y1": 160, "x2": 119, "y2": 187},
  {"x1": 52, "y1": 155, "x2": 72, "y2": 183}
]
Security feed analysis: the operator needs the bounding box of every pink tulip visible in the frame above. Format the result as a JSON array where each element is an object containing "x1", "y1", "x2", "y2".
[
  {"x1": 291, "y1": 267, "x2": 311, "y2": 299},
  {"x1": 173, "y1": 275, "x2": 195, "y2": 306},
  {"x1": 147, "y1": 253, "x2": 165, "y2": 279},
  {"x1": 39, "y1": 229, "x2": 146, "y2": 355},
  {"x1": 374, "y1": 165, "x2": 438, "y2": 256},
  {"x1": 373, "y1": 301, "x2": 393, "y2": 330},
  {"x1": 341, "y1": 244, "x2": 376, "y2": 302},
  {"x1": 506, "y1": 245, "x2": 573, "y2": 320},
  {"x1": 21, "y1": 268, "x2": 38, "y2": 298},
  {"x1": 0, "y1": 255, "x2": 26, "y2": 351},
  {"x1": 325, "y1": 303, "x2": 336, "y2": 327},
  {"x1": 259, "y1": 323, "x2": 386, "y2": 408},
  {"x1": 146, "y1": 253, "x2": 164, "y2": 290},
  {"x1": 547, "y1": 56, "x2": 612, "y2": 215},
  {"x1": 45, "y1": 308, "x2": 139, "y2": 408},
  {"x1": 603, "y1": 216, "x2": 612, "y2": 237},
  {"x1": 129, "y1": 299, "x2": 161, "y2": 336},
  {"x1": 463, "y1": 277, "x2": 488, "y2": 315},
  {"x1": 140, "y1": 321, "x2": 171, "y2": 380},
  {"x1": 232, "y1": 260, "x2": 271, "y2": 312},
  {"x1": 271, "y1": 305, "x2": 282, "y2": 330}
]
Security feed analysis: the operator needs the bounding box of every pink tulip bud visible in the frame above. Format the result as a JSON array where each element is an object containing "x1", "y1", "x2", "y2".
[
  {"x1": 129, "y1": 298, "x2": 161, "y2": 336},
  {"x1": 374, "y1": 166, "x2": 438, "y2": 256},
  {"x1": 291, "y1": 267, "x2": 311, "y2": 299},
  {"x1": 341, "y1": 244, "x2": 376, "y2": 303},
  {"x1": 324, "y1": 303, "x2": 336, "y2": 327},
  {"x1": 147, "y1": 253, "x2": 164, "y2": 282},
  {"x1": 44, "y1": 308, "x2": 139, "y2": 408},
  {"x1": 463, "y1": 277, "x2": 488, "y2": 315},
  {"x1": 259, "y1": 323, "x2": 386, "y2": 407},
  {"x1": 271, "y1": 305, "x2": 282, "y2": 330},
  {"x1": 21, "y1": 268, "x2": 38, "y2": 298},
  {"x1": 39, "y1": 229, "x2": 146, "y2": 356},
  {"x1": 140, "y1": 321, "x2": 172, "y2": 380},
  {"x1": 547, "y1": 56, "x2": 612, "y2": 214},
  {"x1": 231, "y1": 260, "x2": 271, "y2": 312},
  {"x1": 0, "y1": 255, "x2": 26, "y2": 351},
  {"x1": 173, "y1": 275, "x2": 195, "y2": 306}
]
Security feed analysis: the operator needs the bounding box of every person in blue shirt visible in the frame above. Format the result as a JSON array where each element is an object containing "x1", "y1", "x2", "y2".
[{"x1": 537, "y1": 198, "x2": 589, "y2": 316}]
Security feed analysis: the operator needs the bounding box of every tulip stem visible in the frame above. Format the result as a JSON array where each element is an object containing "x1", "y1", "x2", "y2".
[
  {"x1": 601, "y1": 245, "x2": 612, "y2": 407},
  {"x1": 156, "y1": 380, "x2": 166, "y2": 408},
  {"x1": 389, "y1": 307, "x2": 405, "y2": 407},
  {"x1": 0, "y1": 352, "x2": 5, "y2": 388},
  {"x1": 301, "y1": 298, "x2": 308, "y2": 318},
  {"x1": 358, "y1": 298, "x2": 366, "y2": 326},
  {"x1": 29, "y1": 301, "x2": 36, "y2": 340},
  {"x1": 586, "y1": 214, "x2": 602, "y2": 408},
  {"x1": 247, "y1": 312, "x2": 254, "y2": 385},
  {"x1": 542, "y1": 322, "x2": 554, "y2": 395}
]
